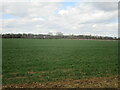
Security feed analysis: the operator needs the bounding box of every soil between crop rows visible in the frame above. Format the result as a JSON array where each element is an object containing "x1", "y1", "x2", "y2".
[{"x1": 2, "y1": 76, "x2": 118, "y2": 88}]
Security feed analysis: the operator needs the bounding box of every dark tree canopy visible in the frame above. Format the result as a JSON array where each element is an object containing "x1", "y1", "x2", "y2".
[{"x1": 1, "y1": 33, "x2": 118, "y2": 40}]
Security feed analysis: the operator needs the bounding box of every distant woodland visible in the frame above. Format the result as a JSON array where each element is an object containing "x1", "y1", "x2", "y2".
[{"x1": 1, "y1": 33, "x2": 118, "y2": 40}]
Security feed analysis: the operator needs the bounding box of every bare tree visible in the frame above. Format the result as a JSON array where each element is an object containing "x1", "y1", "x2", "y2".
[
  {"x1": 48, "y1": 32, "x2": 53, "y2": 36},
  {"x1": 56, "y1": 32, "x2": 63, "y2": 36}
]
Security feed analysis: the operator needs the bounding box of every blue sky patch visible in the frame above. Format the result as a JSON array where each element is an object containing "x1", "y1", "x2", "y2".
[
  {"x1": 59, "y1": 2, "x2": 77, "y2": 10},
  {"x1": 3, "y1": 14, "x2": 18, "y2": 19}
]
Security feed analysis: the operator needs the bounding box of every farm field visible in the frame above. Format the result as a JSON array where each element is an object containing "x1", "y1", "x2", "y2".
[{"x1": 2, "y1": 39, "x2": 118, "y2": 88}]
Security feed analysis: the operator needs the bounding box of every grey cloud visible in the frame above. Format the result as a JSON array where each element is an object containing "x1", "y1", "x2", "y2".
[
  {"x1": 2, "y1": 2, "x2": 118, "y2": 37},
  {"x1": 91, "y1": 2, "x2": 118, "y2": 11}
]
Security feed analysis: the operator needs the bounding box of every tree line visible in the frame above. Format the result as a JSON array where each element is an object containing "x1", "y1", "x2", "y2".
[{"x1": 1, "y1": 33, "x2": 118, "y2": 40}]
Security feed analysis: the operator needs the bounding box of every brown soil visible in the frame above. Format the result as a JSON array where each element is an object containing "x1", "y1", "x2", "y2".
[
  {"x1": 8, "y1": 76, "x2": 27, "y2": 80},
  {"x1": 2, "y1": 76, "x2": 118, "y2": 88},
  {"x1": 27, "y1": 72, "x2": 42, "y2": 74},
  {"x1": 66, "y1": 39, "x2": 118, "y2": 41}
]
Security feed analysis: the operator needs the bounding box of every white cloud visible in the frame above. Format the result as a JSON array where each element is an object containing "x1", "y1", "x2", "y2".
[
  {"x1": 1, "y1": 2, "x2": 118, "y2": 37},
  {"x1": 3, "y1": 2, "x2": 59, "y2": 18},
  {"x1": 1, "y1": 0, "x2": 65, "y2": 2}
]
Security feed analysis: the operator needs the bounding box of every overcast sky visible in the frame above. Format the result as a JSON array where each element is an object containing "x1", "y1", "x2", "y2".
[{"x1": 0, "y1": 1, "x2": 118, "y2": 37}]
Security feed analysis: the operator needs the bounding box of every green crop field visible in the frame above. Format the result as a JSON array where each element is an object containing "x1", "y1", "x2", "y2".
[{"x1": 2, "y1": 39, "x2": 118, "y2": 85}]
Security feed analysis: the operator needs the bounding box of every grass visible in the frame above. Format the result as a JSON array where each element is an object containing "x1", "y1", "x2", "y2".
[{"x1": 2, "y1": 39, "x2": 118, "y2": 85}]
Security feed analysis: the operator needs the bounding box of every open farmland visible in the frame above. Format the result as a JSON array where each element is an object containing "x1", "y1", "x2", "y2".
[{"x1": 2, "y1": 39, "x2": 118, "y2": 88}]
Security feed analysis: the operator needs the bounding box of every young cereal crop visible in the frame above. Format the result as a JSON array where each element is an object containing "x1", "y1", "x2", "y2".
[{"x1": 2, "y1": 39, "x2": 118, "y2": 85}]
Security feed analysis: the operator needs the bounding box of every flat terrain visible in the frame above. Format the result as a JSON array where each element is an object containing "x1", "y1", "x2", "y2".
[
  {"x1": 3, "y1": 76, "x2": 118, "y2": 88},
  {"x1": 2, "y1": 39, "x2": 118, "y2": 88}
]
